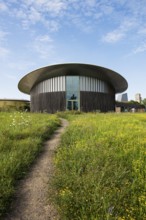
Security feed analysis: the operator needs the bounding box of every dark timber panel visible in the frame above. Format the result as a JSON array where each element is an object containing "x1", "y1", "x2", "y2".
[
  {"x1": 80, "y1": 92, "x2": 115, "y2": 112},
  {"x1": 31, "y1": 92, "x2": 66, "y2": 113},
  {"x1": 30, "y1": 91, "x2": 115, "y2": 113}
]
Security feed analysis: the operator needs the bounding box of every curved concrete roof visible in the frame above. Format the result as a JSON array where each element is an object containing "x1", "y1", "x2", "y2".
[{"x1": 18, "y1": 63, "x2": 128, "y2": 94}]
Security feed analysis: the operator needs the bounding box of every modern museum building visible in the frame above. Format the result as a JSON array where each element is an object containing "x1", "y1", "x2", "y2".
[{"x1": 18, "y1": 63, "x2": 128, "y2": 113}]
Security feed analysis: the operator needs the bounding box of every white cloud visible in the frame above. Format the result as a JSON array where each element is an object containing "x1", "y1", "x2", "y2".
[
  {"x1": 28, "y1": 7, "x2": 41, "y2": 24},
  {"x1": 138, "y1": 27, "x2": 146, "y2": 35},
  {"x1": 14, "y1": 6, "x2": 42, "y2": 28},
  {"x1": 43, "y1": 20, "x2": 60, "y2": 32},
  {"x1": 15, "y1": 9, "x2": 27, "y2": 19},
  {"x1": 102, "y1": 18, "x2": 137, "y2": 43},
  {"x1": 0, "y1": 30, "x2": 8, "y2": 41},
  {"x1": 0, "y1": 30, "x2": 10, "y2": 59},
  {"x1": 24, "y1": 0, "x2": 67, "y2": 15},
  {"x1": 0, "y1": 46, "x2": 10, "y2": 59},
  {"x1": 1, "y1": 0, "x2": 146, "y2": 39},
  {"x1": 100, "y1": 4, "x2": 114, "y2": 15},
  {"x1": 85, "y1": 0, "x2": 97, "y2": 7},
  {"x1": 33, "y1": 35, "x2": 55, "y2": 59},
  {"x1": 103, "y1": 31, "x2": 125, "y2": 43},
  {"x1": 0, "y1": 2, "x2": 8, "y2": 11},
  {"x1": 37, "y1": 35, "x2": 53, "y2": 43},
  {"x1": 133, "y1": 43, "x2": 146, "y2": 54},
  {"x1": 43, "y1": 0, "x2": 67, "y2": 14},
  {"x1": 10, "y1": 0, "x2": 66, "y2": 30}
]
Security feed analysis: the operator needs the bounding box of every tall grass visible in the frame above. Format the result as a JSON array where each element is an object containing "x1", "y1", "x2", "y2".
[
  {"x1": 53, "y1": 113, "x2": 146, "y2": 220},
  {"x1": 0, "y1": 112, "x2": 60, "y2": 216}
]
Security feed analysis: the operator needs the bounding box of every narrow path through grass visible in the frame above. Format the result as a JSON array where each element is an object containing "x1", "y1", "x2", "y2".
[{"x1": 3, "y1": 119, "x2": 68, "y2": 220}]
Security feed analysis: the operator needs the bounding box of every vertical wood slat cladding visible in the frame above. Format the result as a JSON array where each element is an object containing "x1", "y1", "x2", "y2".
[
  {"x1": 30, "y1": 91, "x2": 115, "y2": 113},
  {"x1": 80, "y1": 92, "x2": 115, "y2": 112},
  {"x1": 31, "y1": 92, "x2": 66, "y2": 113}
]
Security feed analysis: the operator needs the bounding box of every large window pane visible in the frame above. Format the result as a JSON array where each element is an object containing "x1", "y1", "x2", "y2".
[{"x1": 66, "y1": 76, "x2": 80, "y2": 110}]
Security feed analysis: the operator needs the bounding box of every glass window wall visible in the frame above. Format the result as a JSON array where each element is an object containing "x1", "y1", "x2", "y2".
[{"x1": 66, "y1": 76, "x2": 80, "y2": 110}]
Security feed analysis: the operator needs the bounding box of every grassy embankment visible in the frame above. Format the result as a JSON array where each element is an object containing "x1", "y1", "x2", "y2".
[
  {"x1": 53, "y1": 113, "x2": 146, "y2": 220},
  {"x1": 0, "y1": 112, "x2": 60, "y2": 216}
]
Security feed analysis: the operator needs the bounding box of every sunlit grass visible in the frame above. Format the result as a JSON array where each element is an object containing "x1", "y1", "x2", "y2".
[
  {"x1": 0, "y1": 112, "x2": 60, "y2": 216},
  {"x1": 53, "y1": 113, "x2": 146, "y2": 220}
]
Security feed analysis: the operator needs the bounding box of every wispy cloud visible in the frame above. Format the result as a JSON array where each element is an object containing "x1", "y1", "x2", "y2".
[
  {"x1": 99, "y1": 0, "x2": 146, "y2": 48},
  {"x1": 102, "y1": 31, "x2": 125, "y2": 43},
  {"x1": 33, "y1": 35, "x2": 55, "y2": 59},
  {"x1": 14, "y1": 6, "x2": 42, "y2": 29},
  {"x1": 0, "y1": 0, "x2": 145, "y2": 35},
  {"x1": 0, "y1": 2, "x2": 8, "y2": 12},
  {"x1": 133, "y1": 43, "x2": 146, "y2": 54},
  {"x1": 0, "y1": 0, "x2": 109, "y2": 33},
  {"x1": 38, "y1": 0, "x2": 67, "y2": 14},
  {"x1": 0, "y1": 46, "x2": 10, "y2": 59},
  {"x1": 138, "y1": 27, "x2": 146, "y2": 35},
  {"x1": 85, "y1": 0, "x2": 97, "y2": 7},
  {"x1": 1, "y1": 0, "x2": 146, "y2": 53},
  {"x1": 0, "y1": 30, "x2": 9, "y2": 41},
  {"x1": 10, "y1": 0, "x2": 66, "y2": 30},
  {"x1": 0, "y1": 30, "x2": 10, "y2": 59},
  {"x1": 102, "y1": 19, "x2": 137, "y2": 43}
]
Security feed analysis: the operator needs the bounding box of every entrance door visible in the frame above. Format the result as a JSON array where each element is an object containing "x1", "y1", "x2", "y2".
[
  {"x1": 66, "y1": 76, "x2": 80, "y2": 111},
  {"x1": 67, "y1": 100, "x2": 78, "y2": 110}
]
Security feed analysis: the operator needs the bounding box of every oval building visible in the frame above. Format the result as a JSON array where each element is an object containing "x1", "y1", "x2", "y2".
[{"x1": 18, "y1": 63, "x2": 128, "y2": 113}]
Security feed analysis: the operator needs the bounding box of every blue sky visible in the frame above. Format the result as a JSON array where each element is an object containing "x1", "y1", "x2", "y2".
[{"x1": 0, "y1": 0, "x2": 146, "y2": 101}]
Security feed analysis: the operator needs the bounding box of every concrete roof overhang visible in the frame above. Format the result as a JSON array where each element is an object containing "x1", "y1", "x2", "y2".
[{"x1": 18, "y1": 63, "x2": 128, "y2": 94}]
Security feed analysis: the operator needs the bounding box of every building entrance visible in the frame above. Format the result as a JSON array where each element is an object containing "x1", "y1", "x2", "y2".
[
  {"x1": 67, "y1": 100, "x2": 78, "y2": 110},
  {"x1": 66, "y1": 76, "x2": 80, "y2": 111}
]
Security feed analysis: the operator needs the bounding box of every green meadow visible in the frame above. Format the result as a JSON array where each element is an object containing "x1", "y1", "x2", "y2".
[
  {"x1": 53, "y1": 113, "x2": 146, "y2": 220},
  {"x1": 0, "y1": 112, "x2": 145, "y2": 219},
  {"x1": 0, "y1": 112, "x2": 60, "y2": 216}
]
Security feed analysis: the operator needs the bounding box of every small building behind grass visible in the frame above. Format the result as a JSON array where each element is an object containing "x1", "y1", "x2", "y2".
[
  {"x1": 115, "y1": 101, "x2": 145, "y2": 112},
  {"x1": 0, "y1": 99, "x2": 30, "y2": 111}
]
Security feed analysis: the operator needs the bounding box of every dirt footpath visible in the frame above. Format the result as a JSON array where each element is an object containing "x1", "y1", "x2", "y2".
[{"x1": 4, "y1": 119, "x2": 68, "y2": 220}]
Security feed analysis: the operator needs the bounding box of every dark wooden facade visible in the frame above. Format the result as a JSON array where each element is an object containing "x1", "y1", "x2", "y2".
[
  {"x1": 31, "y1": 92, "x2": 66, "y2": 113},
  {"x1": 80, "y1": 92, "x2": 115, "y2": 112},
  {"x1": 31, "y1": 91, "x2": 115, "y2": 113}
]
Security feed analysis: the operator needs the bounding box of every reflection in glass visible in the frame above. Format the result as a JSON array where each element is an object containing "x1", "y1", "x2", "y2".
[{"x1": 66, "y1": 76, "x2": 80, "y2": 110}]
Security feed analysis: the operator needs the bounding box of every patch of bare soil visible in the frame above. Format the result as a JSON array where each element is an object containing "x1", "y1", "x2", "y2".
[{"x1": 3, "y1": 119, "x2": 68, "y2": 220}]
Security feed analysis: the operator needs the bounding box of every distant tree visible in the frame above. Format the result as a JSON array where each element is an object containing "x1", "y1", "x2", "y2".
[
  {"x1": 129, "y1": 100, "x2": 139, "y2": 104},
  {"x1": 142, "y1": 98, "x2": 146, "y2": 107}
]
